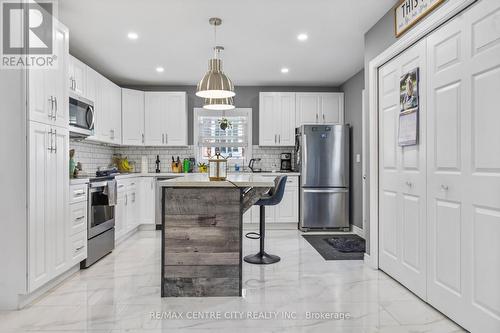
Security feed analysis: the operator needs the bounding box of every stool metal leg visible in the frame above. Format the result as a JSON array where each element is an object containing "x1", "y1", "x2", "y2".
[{"x1": 244, "y1": 205, "x2": 281, "y2": 265}]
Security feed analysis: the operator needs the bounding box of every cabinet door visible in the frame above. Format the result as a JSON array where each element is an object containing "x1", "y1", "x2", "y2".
[
  {"x1": 122, "y1": 89, "x2": 145, "y2": 146},
  {"x1": 321, "y1": 93, "x2": 344, "y2": 124},
  {"x1": 164, "y1": 92, "x2": 187, "y2": 146},
  {"x1": 115, "y1": 182, "x2": 128, "y2": 240},
  {"x1": 278, "y1": 93, "x2": 296, "y2": 146},
  {"x1": 85, "y1": 67, "x2": 100, "y2": 141},
  {"x1": 141, "y1": 177, "x2": 155, "y2": 224},
  {"x1": 295, "y1": 93, "x2": 320, "y2": 126},
  {"x1": 259, "y1": 93, "x2": 279, "y2": 146},
  {"x1": 51, "y1": 23, "x2": 69, "y2": 128},
  {"x1": 97, "y1": 76, "x2": 111, "y2": 142},
  {"x1": 51, "y1": 127, "x2": 69, "y2": 275},
  {"x1": 126, "y1": 184, "x2": 138, "y2": 231},
  {"x1": 109, "y1": 84, "x2": 122, "y2": 144},
  {"x1": 275, "y1": 184, "x2": 299, "y2": 223},
  {"x1": 69, "y1": 55, "x2": 86, "y2": 97},
  {"x1": 28, "y1": 122, "x2": 51, "y2": 291},
  {"x1": 145, "y1": 92, "x2": 167, "y2": 146},
  {"x1": 29, "y1": 67, "x2": 52, "y2": 124}
]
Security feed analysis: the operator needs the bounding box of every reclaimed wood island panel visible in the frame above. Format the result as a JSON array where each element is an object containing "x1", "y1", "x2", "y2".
[{"x1": 159, "y1": 174, "x2": 274, "y2": 297}]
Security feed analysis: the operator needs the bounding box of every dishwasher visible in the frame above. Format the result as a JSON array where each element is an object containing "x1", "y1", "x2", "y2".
[{"x1": 155, "y1": 177, "x2": 176, "y2": 229}]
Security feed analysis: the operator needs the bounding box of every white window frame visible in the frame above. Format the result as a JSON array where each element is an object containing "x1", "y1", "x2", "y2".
[{"x1": 193, "y1": 108, "x2": 253, "y2": 167}]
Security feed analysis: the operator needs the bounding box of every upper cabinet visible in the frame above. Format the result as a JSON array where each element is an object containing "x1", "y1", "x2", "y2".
[
  {"x1": 259, "y1": 92, "x2": 296, "y2": 146},
  {"x1": 122, "y1": 89, "x2": 145, "y2": 146},
  {"x1": 295, "y1": 92, "x2": 344, "y2": 126},
  {"x1": 144, "y1": 92, "x2": 187, "y2": 146},
  {"x1": 68, "y1": 55, "x2": 87, "y2": 97},
  {"x1": 29, "y1": 22, "x2": 69, "y2": 129}
]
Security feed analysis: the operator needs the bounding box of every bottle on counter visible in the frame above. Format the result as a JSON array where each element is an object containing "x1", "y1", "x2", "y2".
[{"x1": 155, "y1": 155, "x2": 161, "y2": 173}]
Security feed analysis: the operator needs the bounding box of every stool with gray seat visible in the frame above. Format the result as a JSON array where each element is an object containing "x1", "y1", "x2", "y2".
[{"x1": 244, "y1": 176, "x2": 287, "y2": 265}]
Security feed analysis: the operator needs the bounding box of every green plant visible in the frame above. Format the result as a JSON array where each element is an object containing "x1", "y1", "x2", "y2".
[{"x1": 218, "y1": 117, "x2": 232, "y2": 130}]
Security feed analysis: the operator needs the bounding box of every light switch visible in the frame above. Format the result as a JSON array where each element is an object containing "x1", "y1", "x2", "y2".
[{"x1": 356, "y1": 154, "x2": 361, "y2": 163}]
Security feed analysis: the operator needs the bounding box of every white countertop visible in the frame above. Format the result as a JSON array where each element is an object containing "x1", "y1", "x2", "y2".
[
  {"x1": 159, "y1": 173, "x2": 276, "y2": 188},
  {"x1": 115, "y1": 171, "x2": 299, "y2": 180}
]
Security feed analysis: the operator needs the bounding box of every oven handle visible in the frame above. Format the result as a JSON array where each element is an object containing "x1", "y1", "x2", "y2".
[{"x1": 90, "y1": 181, "x2": 108, "y2": 189}]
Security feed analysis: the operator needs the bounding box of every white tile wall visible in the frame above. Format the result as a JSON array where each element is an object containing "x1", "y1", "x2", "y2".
[
  {"x1": 69, "y1": 141, "x2": 295, "y2": 174},
  {"x1": 69, "y1": 140, "x2": 114, "y2": 175}
]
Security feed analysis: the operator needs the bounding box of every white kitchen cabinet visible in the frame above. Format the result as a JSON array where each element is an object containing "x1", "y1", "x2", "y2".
[
  {"x1": 259, "y1": 92, "x2": 296, "y2": 146},
  {"x1": 95, "y1": 76, "x2": 122, "y2": 144},
  {"x1": 295, "y1": 92, "x2": 344, "y2": 126},
  {"x1": 68, "y1": 55, "x2": 87, "y2": 97},
  {"x1": 144, "y1": 92, "x2": 187, "y2": 146},
  {"x1": 115, "y1": 177, "x2": 142, "y2": 241},
  {"x1": 29, "y1": 22, "x2": 69, "y2": 128},
  {"x1": 28, "y1": 122, "x2": 69, "y2": 291},
  {"x1": 85, "y1": 66, "x2": 100, "y2": 141},
  {"x1": 243, "y1": 175, "x2": 299, "y2": 224},
  {"x1": 115, "y1": 181, "x2": 127, "y2": 240},
  {"x1": 141, "y1": 177, "x2": 156, "y2": 224},
  {"x1": 122, "y1": 89, "x2": 145, "y2": 145},
  {"x1": 68, "y1": 185, "x2": 88, "y2": 266},
  {"x1": 126, "y1": 180, "x2": 139, "y2": 232}
]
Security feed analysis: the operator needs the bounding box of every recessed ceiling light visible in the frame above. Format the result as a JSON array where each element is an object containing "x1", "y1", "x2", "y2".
[
  {"x1": 156, "y1": 67, "x2": 164, "y2": 73},
  {"x1": 127, "y1": 32, "x2": 138, "y2": 40},
  {"x1": 281, "y1": 67, "x2": 289, "y2": 74},
  {"x1": 297, "y1": 33, "x2": 308, "y2": 41}
]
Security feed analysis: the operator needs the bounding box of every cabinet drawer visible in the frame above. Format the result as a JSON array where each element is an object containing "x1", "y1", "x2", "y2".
[
  {"x1": 285, "y1": 176, "x2": 299, "y2": 187},
  {"x1": 70, "y1": 184, "x2": 88, "y2": 204},
  {"x1": 70, "y1": 201, "x2": 87, "y2": 235},
  {"x1": 70, "y1": 231, "x2": 87, "y2": 264}
]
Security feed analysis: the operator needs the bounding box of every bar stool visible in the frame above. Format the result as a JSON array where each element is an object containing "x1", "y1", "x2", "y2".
[{"x1": 244, "y1": 176, "x2": 287, "y2": 265}]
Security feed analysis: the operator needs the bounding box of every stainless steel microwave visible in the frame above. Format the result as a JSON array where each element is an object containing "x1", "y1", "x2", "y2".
[{"x1": 69, "y1": 93, "x2": 94, "y2": 138}]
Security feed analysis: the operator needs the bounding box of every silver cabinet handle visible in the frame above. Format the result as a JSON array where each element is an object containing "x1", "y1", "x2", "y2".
[
  {"x1": 74, "y1": 190, "x2": 85, "y2": 196},
  {"x1": 53, "y1": 129, "x2": 57, "y2": 153},
  {"x1": 48, "y1": 96, "x2": 54, "y2": 119},
  {"x1": 54, "y1": 97, "x2": 57, "y2": 120},
  {"x1": 75, "y1": 215, "x2": 85, "y2": 221},
  {"x1": 316, "y1": 113, "x2": 319, "y2": 122},
  {"x1": 69, "y1": 77, "x2": 73, "y2": 90},
  {"x1": 274, "y1": 134, "x2": 277, "y2": 143},
  {"x1": 405, "y1": 181, "x2": 412, "y2": 187},
  {"x1": 142, "y1": 133, "x2": 145, "y2": 144},
  {"x1": 165, "y1": 133, "x2": 168, "y2": 144},
  {"x1": 323, "y1": 114, "x2": 325, "y2": 122},
  {"x1": 125, "y1": 194, "x2": 128, "y2": 205},
  {"x1": 278, "y1": 134, "x2": 281, "y2": 144},
  {"x1": 75, "y1": 245, "x2": 84, "y2": 251},
  {"x1": 47, "y1": 129, "x2": 54, "y2": 152},
  {"x1": 441, "y1": 184, "x2": 449, "y2": 191},
  {"x1": 162, "y1": 133, "x2": 164, "y2": 144}
]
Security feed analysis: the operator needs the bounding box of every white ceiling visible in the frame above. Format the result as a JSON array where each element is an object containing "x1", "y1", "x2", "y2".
[{"x1": 59, "y1": 0, "x2": 395, "y2": 87}]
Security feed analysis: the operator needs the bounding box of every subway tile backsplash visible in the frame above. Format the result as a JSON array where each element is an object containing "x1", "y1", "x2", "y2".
[{"x1": 70, "y1": 140, "x2": 295, "y2": 174}]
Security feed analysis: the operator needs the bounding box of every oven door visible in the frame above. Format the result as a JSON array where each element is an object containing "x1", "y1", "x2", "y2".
[{"x1": 88, "y1": 182, "x2": 115, "y2": 239}]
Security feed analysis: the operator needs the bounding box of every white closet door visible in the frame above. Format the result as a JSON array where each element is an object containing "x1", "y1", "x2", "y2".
[
  {"x1": 427, "y1": 1, "x2": 500, "y2": 331},
  {"x1": 378, "y1": 39, "x2": 427, "y2": 299},
  {"x1": 426, "y1": 12, "x2": 469, "y2": 328}
]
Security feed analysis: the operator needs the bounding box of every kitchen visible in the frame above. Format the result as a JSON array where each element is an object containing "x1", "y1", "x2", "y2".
[{"x1": 0, "y1": 0, "x2": 498, "y2": 332}]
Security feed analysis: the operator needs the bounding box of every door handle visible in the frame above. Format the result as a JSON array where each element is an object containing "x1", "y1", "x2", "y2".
[
  {"x1": 441, "y1": 184, "x2": 449, "y2": 191},
  {"x1": 54, "y1": 97, "x2": 57, "y2": 120},
  {"x1": 405, "y1": 181, "x2": 413, "y2": 187},
  {"x1": 75, "y1": 215, "x2": 85, "y2": 221},
  {"x1": 162, "y1": 134, "x2": 164, "y2": 144},
  {"x1": 142, "y1": 133, "x2": 145, "y2": 144},
  {"x1": 322, "y1": 114, "x2": 325, "y2": 122},
  {"x1": 165, "y1": 133, "x2": 168, "y2": 144},
  {"x1": 274, "y1": 134, "x2": 277, "y2": 144},
  {"x1": 75, "y1": 245, "x2": 84, "y2": 251},
  {"x1": 278, "y1": 134, "x2": 281, "y2": 144},
  {"x1": 316, "y1": 113, "x2": 318, "y2": 122},
  {"x1": 48, "y1": 96, "x2": 54, "y2": 119},
  {"x1": 53, "y1": 129, "x2": 57, "y2": 153}
]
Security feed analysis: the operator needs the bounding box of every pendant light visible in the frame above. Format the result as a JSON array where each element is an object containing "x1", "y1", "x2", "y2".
[
  {"x1": 196, "y1": 18, "x2": 235, "y2": 99},
  {"x1": 203, "y1": 97, "x2": 235, "y2": 110}
]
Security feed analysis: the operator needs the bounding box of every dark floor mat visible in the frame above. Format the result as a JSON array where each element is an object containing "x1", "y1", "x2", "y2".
[{"x1": 302, "y1": 234, "x2": 365, "y2": 260}]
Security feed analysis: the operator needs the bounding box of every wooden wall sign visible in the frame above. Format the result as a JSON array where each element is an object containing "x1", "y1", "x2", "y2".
[{"x1": 395, "y1": 0, "x2": 446, "y2": 37}]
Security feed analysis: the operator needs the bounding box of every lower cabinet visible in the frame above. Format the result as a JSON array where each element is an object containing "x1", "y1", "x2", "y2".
[
  {"x1": 115, "y1": 176, "x2": 156, "y2": 241},
  {"x1": 243, "y1": 175, "x2": 299, "y2": 224},
  {"x1": 68, "y1": 185, "x2": 88, "y2": 266}
]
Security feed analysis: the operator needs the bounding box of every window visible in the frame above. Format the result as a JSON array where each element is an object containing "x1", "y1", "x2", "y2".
[{"x1": 194, "y1": 108, "x2": 252, "y2": 166}]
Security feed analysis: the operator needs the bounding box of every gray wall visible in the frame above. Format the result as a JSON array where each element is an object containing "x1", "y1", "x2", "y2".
[
  {"x1": 340, "y1": 69, "x2": 364, "y2": 229},
  {"x1": 363, "y1": 5, "x2": 399, "y2": 253},
  {"x1": 123, "y1": 85, "x2": 340, "y2": 145}
]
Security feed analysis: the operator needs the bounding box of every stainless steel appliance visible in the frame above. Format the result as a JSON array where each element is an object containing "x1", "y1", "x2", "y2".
[
  {"x1": 81, "y1": 176, "x2": 116, "y2": 268},
  {"x1": 280, "y1": 153, "x2": 293, "y2": 172},
  {"x1": 295, "y1": 124, "x2": 350, "y2": 231},
  {"x1": 248, "y1": 158, "x2": 263, "y2": 173},
  {"x1": 69, "y1": 93, "x2": 95, "y2": 138}
]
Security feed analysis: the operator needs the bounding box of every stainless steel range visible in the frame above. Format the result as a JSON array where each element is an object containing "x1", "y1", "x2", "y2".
[{"x1": 81, "y1": 175, "x2": 116, "y2": 268}]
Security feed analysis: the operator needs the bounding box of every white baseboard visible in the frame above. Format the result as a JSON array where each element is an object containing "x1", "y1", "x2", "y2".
[
  {"x1": 351, "y1": 225, "x2": 365, "y2": 238},
  {"x1": 15, "y1": 264, "x2": 80, "y2": 310},
  {"x1": 138, "y1": 224, "x2": 156, "y2": 231}
]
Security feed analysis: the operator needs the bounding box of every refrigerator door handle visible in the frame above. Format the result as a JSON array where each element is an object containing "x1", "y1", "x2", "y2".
[{"x1": 303, "y1": 188, "x2": 349, "y2": 193}]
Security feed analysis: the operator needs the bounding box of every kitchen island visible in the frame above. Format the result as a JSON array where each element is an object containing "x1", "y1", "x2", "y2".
[{"x1": 159, "y1": 174, "x2": 275, "y2": 297}]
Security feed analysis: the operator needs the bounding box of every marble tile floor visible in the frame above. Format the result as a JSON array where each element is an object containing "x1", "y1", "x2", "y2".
[{"x1": 0, "y1": 230, "x2": 466, "y2": 333}]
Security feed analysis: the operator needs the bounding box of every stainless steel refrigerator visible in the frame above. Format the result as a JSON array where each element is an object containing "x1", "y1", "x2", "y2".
[{"x1": 295, "y1": 124, "x2": 350, "y2": 231}]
